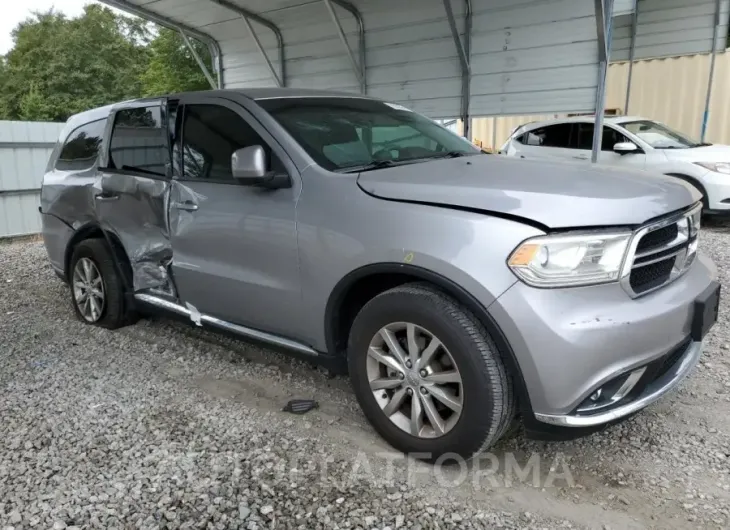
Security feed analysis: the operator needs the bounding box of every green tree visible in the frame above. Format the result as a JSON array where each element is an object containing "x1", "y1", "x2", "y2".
[
  {"x1": 0, "y1": 6, "x2": 215, "y2": 122},
  {"x1": 0, "y1": 5, "x2": 150, "y2": 122},
  {"x1": 140, "y1": 28, "x2": 213, "y2": 96},
  {"x1": 0, "y1": 57, "x2": 9, "y2": 119}
]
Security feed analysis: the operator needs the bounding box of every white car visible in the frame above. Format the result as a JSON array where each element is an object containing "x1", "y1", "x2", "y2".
[{"x1": 500, "y1": 116, "x2": 730, "y2": 215}]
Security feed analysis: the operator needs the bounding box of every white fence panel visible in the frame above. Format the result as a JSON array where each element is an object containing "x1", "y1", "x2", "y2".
[{"x1": 0, "y1": 121, "x2": 64, "y2": 238}]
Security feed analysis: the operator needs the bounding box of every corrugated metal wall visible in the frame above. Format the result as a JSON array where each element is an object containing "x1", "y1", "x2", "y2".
[
  {"x1": 607, "y1": 52, "x2": 730, "y2": 142},
  {"x1": 0, "y1": 121, "x2": 63, "y2": 238},
  {"x1": 613, "y1": 0, "x2": 636, "y2": 17},
  {"x1": 468, "y1": 0, "x2": 599, "y2": 116},
  {"x1": 612, "y1": 0, "x2": 730, "y2": 61},
  {"x1": 208, "y1": 0, "x2": 601, "y2": 118},
  {"x1": 470, "y1": 51, "x2": 730, "y2": 150}
]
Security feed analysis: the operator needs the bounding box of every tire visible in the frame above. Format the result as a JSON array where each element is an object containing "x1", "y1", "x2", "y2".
[
  {"x1": 69, "y1": 238, "x2": 137, "y2": 329},
  {"x1": 347, "y1": 282, "x2": 515, "y2": 462}
]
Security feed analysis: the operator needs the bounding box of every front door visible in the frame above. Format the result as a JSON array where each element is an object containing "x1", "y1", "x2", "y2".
[
  {"x1": 571, "y1": 123, "x2": 647, "y2": 169},
  {"x1": 167, "y1": 95, "x2": 304, "y2": 339}
]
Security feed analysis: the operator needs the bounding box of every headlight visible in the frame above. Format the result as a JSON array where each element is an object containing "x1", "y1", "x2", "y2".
[
  {"x1": 694, "y1": 162, "x2": 730, "y2": 174},
  {"x1": 508, "y1": 232, "x2": 632, "y2": 287}
]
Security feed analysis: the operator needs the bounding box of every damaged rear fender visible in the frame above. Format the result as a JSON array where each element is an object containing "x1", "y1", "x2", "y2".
[{"x1": 63, "y1": 223, "x2": 133, "y2": 289}]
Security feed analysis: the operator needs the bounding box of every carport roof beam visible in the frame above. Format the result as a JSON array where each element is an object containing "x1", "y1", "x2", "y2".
[
  {"x1": 322, "y1": 0, "x2": 366, "y2": 93},
  {"x1": 179, "y1": 30, "x2": 218, "y2": 90},
  {"x1": 209, "y1": 0, "x2": 285, "y2": 87},
  {"x1": 443, "y1": 0, "x2": 470, "y2": 75},
  {"x1": 99, "y1": 0, "x2": 224, "y2": 87}
]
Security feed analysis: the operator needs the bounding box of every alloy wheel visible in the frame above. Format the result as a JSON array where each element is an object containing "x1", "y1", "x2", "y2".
[
  {"x1": 72, "y1": 257, "x2": 105, "y2": 323},
  {"x1": 367, "y1": 322, "x2": 463, "y2": 438}
]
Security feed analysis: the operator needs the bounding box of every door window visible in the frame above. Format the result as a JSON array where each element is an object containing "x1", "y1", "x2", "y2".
[
  {"x1": 55, "y1": 119, "x2": 106, "y2": 171},
  {"x1": 180, "y1": 104, "x2": 282, "y2": 182},
  {"x1": 521, "y1": 124, "x2": 572, "y2": 148},
  {"x1": 109, "y1": 106, "x2": 169, "y2": 177},
  {"x1": 575, "y1": 123, "x2": 629, "y2": 151}
]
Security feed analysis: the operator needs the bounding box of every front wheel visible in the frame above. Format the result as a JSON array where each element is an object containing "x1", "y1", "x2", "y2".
[{"x1": 348, "y1": 283, "x2": 515, "y2": 462}]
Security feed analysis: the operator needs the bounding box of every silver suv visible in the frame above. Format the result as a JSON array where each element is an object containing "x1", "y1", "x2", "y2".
[{"x1": 41, "y1": 89, "x2": 720, "y2": 461}]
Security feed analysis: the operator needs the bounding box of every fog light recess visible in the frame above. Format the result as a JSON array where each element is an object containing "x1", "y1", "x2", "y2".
[{"x1": 576, "y1": 367, "x2": 647, "y2": 414}]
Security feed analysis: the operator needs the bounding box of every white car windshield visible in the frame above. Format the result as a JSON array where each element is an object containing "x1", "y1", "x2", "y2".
[{"x1": 622, "y1": 120, "x2": 704, "y2": 149}]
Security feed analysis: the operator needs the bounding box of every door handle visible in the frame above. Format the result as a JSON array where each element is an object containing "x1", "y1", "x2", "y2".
[
  {"x1": 573, "y1": 155, "x2": 589, "y2": 160},
  {"x1": 95, "y1": 194, "x2": 119, "y2": 202},
  {"x1": 171, "y1": 200, "x2": 199, "y2": 212}
]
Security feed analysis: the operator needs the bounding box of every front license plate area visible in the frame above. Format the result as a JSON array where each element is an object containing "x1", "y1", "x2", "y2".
[{"x1": 691, "y1": 281, "x2": 721, "y2": 341}]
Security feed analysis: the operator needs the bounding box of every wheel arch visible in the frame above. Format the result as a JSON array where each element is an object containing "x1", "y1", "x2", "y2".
[
  {"x1": 63, "y1": 222, "x2": 131, "y2": 288},
  {"x1": 324, "y1": 263, "x2": 531, "y2": 409}
]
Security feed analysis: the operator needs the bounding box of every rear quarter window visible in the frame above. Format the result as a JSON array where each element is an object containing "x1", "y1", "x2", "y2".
[{"x1": 54, "y1": 119, "x2": 107, "y2": 172}]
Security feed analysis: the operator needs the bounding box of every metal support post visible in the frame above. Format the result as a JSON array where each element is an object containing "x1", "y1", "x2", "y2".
[
  {"x1": 180, "y1": 30, "x2": 217, "y2": 90},
  {"x1": 443, "y1": 0, "x2": 472, "y2": 139},
  {"x1": 591, "y1": 0, "x2": 614, "y2": 164},
  {"x1": 701, "y1": 0, "x2": 721, "y2": 142},
  {"x1": 624, "y1": 0, "x2": 638, "y2": 114},
  {"x1": 323, "y1": 0, "x2": 366, "y2": 92}
]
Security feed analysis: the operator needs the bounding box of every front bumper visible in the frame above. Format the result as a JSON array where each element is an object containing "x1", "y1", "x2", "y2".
[
  {"x1": 489, "y1": 251, "x2": 717, "y2": 425},
  {"x1": 701, "y1": 170, "x2": 730, "y2": 211},
  {"x1": 534, "y1": 339, "x2": 701, "y2": 426}
]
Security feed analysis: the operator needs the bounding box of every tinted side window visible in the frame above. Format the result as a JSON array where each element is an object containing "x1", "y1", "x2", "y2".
[
  {"x1": 524, "y1": 124, "x2": 572, "y2": 148},
  {"x1": 602, "y1": 126, "x2": 628, "y2": 151},
  {"x1": 55, "y1": 119, "x2": 106, "y2": 171},
  {"x1": 575, "y1": 123, "x2": 594, "y2": 150},
  {"x1": 181, "y1": 104, "x2": 281, "y2": 182},
  {"x1": 109, "y1": 106, "x2": 169, "y2": 176},
  {"x1": 575, "y1": 124, "x2": 629, "y2": 151}
]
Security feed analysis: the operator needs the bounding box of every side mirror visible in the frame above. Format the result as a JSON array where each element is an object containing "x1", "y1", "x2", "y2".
[
  {"x1": 232, "y1": 145, "x2": 267, "y2": 183},
  {"x1": 613, "y1": 141, "x2": 639, "y2": 155}
]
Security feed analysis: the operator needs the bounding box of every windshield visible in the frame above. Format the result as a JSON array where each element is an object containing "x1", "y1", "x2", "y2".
[
  {"x1": 621, "y1": 120, "x2": 702, "y2": 149},
  {"x1": 257, "y1": 97, "x2": 480, "y2": 171}
]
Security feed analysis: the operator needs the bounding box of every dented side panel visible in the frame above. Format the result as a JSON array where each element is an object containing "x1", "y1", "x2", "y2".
[
  {"x1": 42, "y1": 99, "x2": 175, "y2": 292},
  {"x1": 95, "y1": 170, "x2": 172, "y2": 292}
]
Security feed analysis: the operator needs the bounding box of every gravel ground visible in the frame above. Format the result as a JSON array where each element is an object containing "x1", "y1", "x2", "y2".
[{"x1": 1, "y1": 223, "x2": 729, "y2": 530}]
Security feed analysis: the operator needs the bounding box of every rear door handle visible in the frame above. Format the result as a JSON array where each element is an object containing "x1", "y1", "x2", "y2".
[
  {"x1": 95, "y1": 193, "x2": 119, "y2": 202},
  {"x1": 171, "y1": 200, "x2": 199, "y2": 212},
  {"x1": 573, "y1": 156, "x2": 589, "y2": 160}
]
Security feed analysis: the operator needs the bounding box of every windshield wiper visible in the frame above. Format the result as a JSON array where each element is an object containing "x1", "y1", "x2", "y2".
[
  {"x1": 338, "y1": 159, "x2": 397, "y2": 174},
  {"x1": 424, "y1": 150, "x2": 473, "y2": 159}
]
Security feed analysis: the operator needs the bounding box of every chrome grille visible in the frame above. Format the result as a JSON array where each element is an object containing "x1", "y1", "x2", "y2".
[{"x1": 621, "y1": 204, "x2": 701, "y2": 298}]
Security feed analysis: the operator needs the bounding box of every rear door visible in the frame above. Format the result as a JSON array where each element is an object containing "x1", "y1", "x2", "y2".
[
  {"x1": 96, "y1": 100, "x2": 174, "y2": 292},
  {"x1": 167, "y1": 95, "x2": 304, "y2": 338}
]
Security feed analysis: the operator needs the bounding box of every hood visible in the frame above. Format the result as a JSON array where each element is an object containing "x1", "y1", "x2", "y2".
[
  {"x1": 661, "y1": 144, "x2": 730, "y2": 162},
  {"x1": 357, "y1": 155, "x2": 700, "y2": 229}
]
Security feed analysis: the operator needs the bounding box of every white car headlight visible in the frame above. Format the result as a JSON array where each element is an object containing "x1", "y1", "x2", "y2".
[
  {"x1": 508, "y1": 232, "x2": 632, "y2": 288},
  {"x1": 694, "y1": 162, "x2": 730, "y2": 175}
]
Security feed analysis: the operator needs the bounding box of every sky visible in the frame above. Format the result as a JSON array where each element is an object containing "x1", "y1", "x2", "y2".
[{"x1": 1, "y1": 0, "x2": 99, "y2": 54}]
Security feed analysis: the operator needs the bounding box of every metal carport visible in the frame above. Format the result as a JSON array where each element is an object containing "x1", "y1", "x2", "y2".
[{"x1": 99, "y1": 0, "x2": 728, "y2": 161}]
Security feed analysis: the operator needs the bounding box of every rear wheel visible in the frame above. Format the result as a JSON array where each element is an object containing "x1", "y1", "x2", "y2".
[
  {"x1": 348, "y1": 283, "x2": 515, "y2": 462},
  {"x1": 69, "y1": 239, "x2": 137, "y2": 329}
]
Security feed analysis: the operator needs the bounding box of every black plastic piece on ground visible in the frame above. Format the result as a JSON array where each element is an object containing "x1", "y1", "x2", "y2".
[{"x1": 282, "y1": 399, "x2": 319, "y2": 415}]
